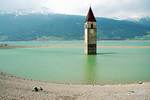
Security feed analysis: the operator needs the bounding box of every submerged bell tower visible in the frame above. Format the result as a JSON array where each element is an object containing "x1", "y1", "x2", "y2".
[{"x1": 85, "y1": 7, "x2": 97, "y2": 55}]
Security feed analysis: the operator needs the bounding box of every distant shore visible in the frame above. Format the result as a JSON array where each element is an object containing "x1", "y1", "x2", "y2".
[
  {"x1": 0, "y1": 71, "x2": 150, "y2": 100},
  {"x1": 0, "y1": 45, "x2": 150, "y2": 49},
  {"x1": 1, "y1": 40, "x2": 150, "y2": 43}
]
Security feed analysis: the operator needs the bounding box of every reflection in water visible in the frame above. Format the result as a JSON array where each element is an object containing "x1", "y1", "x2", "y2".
[{"x1": 84, "y1": 55, "x2": 97, "y2": 84}]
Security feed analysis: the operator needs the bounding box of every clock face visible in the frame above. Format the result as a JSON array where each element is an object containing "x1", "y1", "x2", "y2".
[{"x1": 90, "y1": 29, "x2": 94, "y2": 33}]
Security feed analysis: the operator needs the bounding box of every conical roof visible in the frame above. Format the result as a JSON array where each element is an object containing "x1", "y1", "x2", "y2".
[{"x1": 85, "y1": 7, "x2": 96, "y2": 22}]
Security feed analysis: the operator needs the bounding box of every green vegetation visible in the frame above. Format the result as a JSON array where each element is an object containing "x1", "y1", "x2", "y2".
[{"x1": 131, "y1": 35, "x2": 150, "y2": 40}]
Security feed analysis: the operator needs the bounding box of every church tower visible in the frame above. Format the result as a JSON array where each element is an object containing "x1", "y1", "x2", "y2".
[{"x1": 85, "y1": 7, "x2": 97, "y2": 55}]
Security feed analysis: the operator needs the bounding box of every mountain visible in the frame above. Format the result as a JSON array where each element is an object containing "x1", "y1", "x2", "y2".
[
  {"x1": 0, "y1": 7, "x2": 53, "y2": 15},
  {"x1": 137, "y1": 17, "x2": 150, "y2": 26},
  {"x1": 0, "y1": 8, "x2": 150, "y2": 41}
]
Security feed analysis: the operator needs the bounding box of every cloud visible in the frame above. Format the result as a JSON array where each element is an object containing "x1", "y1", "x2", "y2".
[
  {"x1": 93, "y1": 0, "x2": 150, "y2": 19},
  {"x1": 0, "y1": 0, "x2": 43, "y2": 9},
  {"x1": 0, "y1": 0, "x2": 150, "y2": 19},
  {"x1": 43, "y1": 0, "x2": 150, "y2": 19},
  {"x1": 43, "y1": 0, "x2": 90, "y2": 14}
]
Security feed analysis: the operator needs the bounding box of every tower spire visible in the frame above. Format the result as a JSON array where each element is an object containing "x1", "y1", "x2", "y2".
[{"x1": 85, "y1": 7, "x2": 96, "y2": 22}]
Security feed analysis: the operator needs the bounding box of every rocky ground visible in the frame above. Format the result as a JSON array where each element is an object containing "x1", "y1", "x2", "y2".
[{"x1": 0, "y1": 72, "x2": 150, "y2": 100}]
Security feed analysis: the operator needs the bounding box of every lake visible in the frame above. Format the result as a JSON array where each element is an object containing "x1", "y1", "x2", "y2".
[{"x1": 0, "y1": 41, "x2": 150, "y2": 84}]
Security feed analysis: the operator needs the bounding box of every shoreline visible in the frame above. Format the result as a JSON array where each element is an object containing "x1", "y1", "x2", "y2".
[
  {"x1": 1, "y1": 71, "x2": 150, "y2": 86},
  {"x1": 1, "y1": 40, "x2": 150, "y2": 42},
  {"x1": 0, "y1": 71, "x2": 150, "y2": 99},
  {"x1": 1, "y1": 45, "x2": 150, "y2": 49}
]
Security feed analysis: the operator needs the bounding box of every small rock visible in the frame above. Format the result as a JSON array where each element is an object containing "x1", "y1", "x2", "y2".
[
  {"x1": 33, "y1": 87, "x2": 39, "y2": 92},
  {"x1": 129, "y1": 91, "x2": 134, "y2": 93},
  {"x1": 40, "y1": 87, "x2": 43, "y2": 90},
  {"x1": 139, "y1": 81, "x2": 143, "y2": 84}
]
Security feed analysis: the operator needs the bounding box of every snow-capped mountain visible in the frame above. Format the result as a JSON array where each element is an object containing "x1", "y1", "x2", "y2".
[
  {"x1": 138, "y1": 17, "x2": 150, "y2": 26},
  {"x1": 0, "y1": 7, "x2": 53, "y2": 15},
  {"x1": 111, "y1": 16, "x2": 150, "y2": 23},
  {"x1": 112, "y1": 16, "x2": 150, "y2": 27},
  {"x1": 125, "y1": 17, "x2": 150, "y2": 26},
  {"x1": 0, "y1": 10, "x2": 150, "y2": 41}
]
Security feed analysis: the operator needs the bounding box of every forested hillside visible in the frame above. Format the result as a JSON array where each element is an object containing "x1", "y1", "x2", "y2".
[{"x1": 0, "y1": 14, "x2": 150, "y2": 41}]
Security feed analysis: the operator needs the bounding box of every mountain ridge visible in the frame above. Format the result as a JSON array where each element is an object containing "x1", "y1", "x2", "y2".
[{"x1": 0, "y1": 9, "x2": 150, "y2": 41}]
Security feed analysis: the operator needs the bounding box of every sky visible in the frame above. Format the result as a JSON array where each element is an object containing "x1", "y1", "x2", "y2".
[{"x1": 0, "y1": 0, "x2": 150, "y2": 19}]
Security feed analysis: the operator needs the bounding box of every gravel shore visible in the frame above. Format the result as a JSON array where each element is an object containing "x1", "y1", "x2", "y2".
[{"x1": 0, "y1": 71, "x2": 150, "y2": 100}]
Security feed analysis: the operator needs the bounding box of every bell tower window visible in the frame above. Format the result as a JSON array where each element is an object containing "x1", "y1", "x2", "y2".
[{"x1": 91, "y1": 24, "x2": 93, "y2": 28}]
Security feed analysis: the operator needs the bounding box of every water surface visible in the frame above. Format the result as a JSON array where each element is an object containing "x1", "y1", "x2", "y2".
[
  {"x1": 1, "y1": 41, "x2": 150, "y2": 46},
  {"x1": 0, "y1": 41, "x2": 150, "y2": 84}
]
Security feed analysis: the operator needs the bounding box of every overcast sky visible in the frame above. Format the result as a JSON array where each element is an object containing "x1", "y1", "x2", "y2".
[{"x1": 0, "y1": 0, "x2": 150, "y2": 19}]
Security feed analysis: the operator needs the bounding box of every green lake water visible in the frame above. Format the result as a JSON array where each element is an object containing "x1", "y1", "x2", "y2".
[{"x1": 0, "y1": 41, "x2": 150, "y2": 84}]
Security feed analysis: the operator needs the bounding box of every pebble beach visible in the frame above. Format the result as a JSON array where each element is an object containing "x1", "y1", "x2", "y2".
[{"x1": 0, "y1": 71, "x2": 150, "y2": 100}]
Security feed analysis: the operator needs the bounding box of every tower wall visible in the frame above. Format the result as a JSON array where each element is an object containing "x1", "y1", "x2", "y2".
[{"x1": 85, "y1": 21, "x2": 97, "y2": 55}]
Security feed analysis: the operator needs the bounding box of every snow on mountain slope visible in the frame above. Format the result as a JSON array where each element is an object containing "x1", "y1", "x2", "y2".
[{"x1": 0, "y1": 7, "x2": 53, "y2": 15}]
